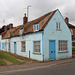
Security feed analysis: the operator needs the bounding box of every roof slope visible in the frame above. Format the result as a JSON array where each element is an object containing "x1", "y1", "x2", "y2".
[
  {"x1": 2, "y1": 9, "x2": 57, "y2": 39},
  {"x1": 67, "y1": 23, "x2": 75, "y2": 28}
]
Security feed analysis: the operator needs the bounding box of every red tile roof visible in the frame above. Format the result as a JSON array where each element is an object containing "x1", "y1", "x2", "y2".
[
  {"x1": 67, "y1": 23, "x2": 75, "y2": 28},
  {"x1": 2, "y1": 9, "x2": 57, "y2": 39}
]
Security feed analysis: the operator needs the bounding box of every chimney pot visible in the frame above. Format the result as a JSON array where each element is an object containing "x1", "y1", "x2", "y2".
[
  {"x1": 9, "y1": 23, "x2": 13, "y2": 29},
  {"x1": 24, "y1": 13, "x2": 26, "y2": 17},
  {"x1": 23, "y1": 13, "x2": 28, "y2": 24},
  {"x1": 65, "y1": 17, "x2": 69, "y2": 24}
]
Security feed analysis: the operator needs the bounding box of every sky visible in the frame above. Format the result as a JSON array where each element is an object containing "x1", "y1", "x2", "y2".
[{"x1": 0, "y1": 0, "x2": 75, "y2": 27}]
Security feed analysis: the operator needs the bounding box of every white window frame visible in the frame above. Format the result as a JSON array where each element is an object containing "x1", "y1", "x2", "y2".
[
  {"x1": 19, "y1": 28, "x2": 24, "y2": 35},
  {"x1": 21, "y1": 41, "x2": 26, "y2": 52},
  {"x1": 33, "y1": 24, "x2": 39, "y2": 31},
  {"x1": 33, "y1": 41, "x2": 41, "y2": 53},
  {"x1": 59, "y1": 41, "x2": 68, "y2": 51},
  {"x1": 56, "y1": 23, "x2": 60, "y2": 30}
]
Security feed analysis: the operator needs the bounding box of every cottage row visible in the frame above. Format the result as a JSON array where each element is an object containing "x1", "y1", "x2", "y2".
[{"x1": 0, "y1": 9, "x2": 73, "y2": 61}]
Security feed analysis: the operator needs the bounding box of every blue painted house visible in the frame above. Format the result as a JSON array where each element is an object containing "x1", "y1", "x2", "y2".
[{"x1": 0, "y1": 9, "x2": 72, "y2": 61}]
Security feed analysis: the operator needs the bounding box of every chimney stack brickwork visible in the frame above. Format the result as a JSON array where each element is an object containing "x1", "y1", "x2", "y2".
[
  {"x1": 65, "y1": 17, "x2": 69, "y2": 24},
  {"x1": 9, "y1": 23, "x2": 13, "y2": 29},
  {"x1": 4, "y1": 25, "x2": 7, "y2": 32},
  {"x1": 23, "y1": 13, "x2": 28, "y2": 24}
]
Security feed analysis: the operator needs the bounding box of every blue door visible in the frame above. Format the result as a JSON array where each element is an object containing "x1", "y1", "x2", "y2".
[
  {"x1": 49, "y1": 40, "x2": 56, "y2": 60},
  {"x1": 14, "y1": 42, "x2": 16, "y2": 54}
]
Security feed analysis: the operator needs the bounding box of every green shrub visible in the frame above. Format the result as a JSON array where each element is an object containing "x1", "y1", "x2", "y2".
[{"x1": 72, "y1": 47, "x2": 75, "y2": 50}]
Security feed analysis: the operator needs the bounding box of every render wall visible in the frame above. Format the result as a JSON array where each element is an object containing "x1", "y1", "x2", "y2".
[
  {"x1": 10, "y1": 32, "x2": 43, "y2": 61},
  {"x1": 0, "y1": 35, "x2": 9, "y2": 51},
  {"x1": 43, "y1": 10, "x2": 72, "y2": 61}
]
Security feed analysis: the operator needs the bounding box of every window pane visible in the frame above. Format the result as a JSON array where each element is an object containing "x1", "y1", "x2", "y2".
[
  {"x1": 34, "y1": 41, "x2": 40, "y2": 52},
  {"x1": 57, "y1": 23, "x2": 60, "y2": 30},
  {"x1": 34, "y1": 25, "x2": 39, "y2": 31},
  {"x1": 21, "y1": 41, "x2": 26, "y2": 52},
  {"x1": 59, "y1": 41, "x2": 67, "y2": 51}
]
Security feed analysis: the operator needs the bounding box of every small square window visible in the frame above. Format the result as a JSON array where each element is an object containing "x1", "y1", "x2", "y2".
[
  {"x1": 56, "y1": 23, "x2": 60, "y2": 30},
  {"x1": 33, "y1": 24, "x2": 39, "y2": 31}
]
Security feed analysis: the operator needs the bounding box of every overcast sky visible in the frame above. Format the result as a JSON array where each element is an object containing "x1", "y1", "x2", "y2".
[{"x1": 0, "y1": 0, "x2": 75, "y2": 27}]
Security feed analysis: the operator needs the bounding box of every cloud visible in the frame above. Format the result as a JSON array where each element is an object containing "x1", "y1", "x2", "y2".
[{"x1": 0, "y1": 0, "x2": 75, "y2": 28}]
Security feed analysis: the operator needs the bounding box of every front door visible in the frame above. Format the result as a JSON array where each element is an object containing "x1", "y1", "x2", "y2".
[
  {"x1": 49, "y1": 40, "x2": 56, "y2": 60},
  {"x1": 14, "y1": 42, "x2": 16, "y2": 54}
]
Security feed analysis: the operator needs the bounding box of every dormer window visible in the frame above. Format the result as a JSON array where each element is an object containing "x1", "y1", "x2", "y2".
[
  {"x1": 19, "y1": 28, "x2": 24, "y2": 35},
  {"x1": 33, "y1": 24, "x2": 39, "y2": 31},
  {"x1": 56, "y1": 23, "x2": 60, "y2": 30}
]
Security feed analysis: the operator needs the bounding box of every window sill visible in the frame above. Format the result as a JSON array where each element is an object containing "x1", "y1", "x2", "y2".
[
  {"x1": 33, "y1": 30, "x2": 39, "y2": 32},
  {"x1": 58, "y1": 51, "x2": 69, "y2": 53},
  {"x1": 33, "y1": 52, "x2": 41, "y2": 55}
]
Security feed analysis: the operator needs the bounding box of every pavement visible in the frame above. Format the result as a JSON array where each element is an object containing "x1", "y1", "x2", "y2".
[{"x1": 0, "y1": 58, "x2": 75, "y2": 75}]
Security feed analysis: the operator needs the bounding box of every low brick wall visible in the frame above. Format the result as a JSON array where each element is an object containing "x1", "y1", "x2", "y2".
[{"x1": 72, "y1": 50, "x2": 75, "y2": 55}]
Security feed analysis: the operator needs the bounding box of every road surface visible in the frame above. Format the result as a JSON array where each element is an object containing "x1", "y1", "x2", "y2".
[{"x1": 2, "y1": 62, "x2": 75, "y2": 75}]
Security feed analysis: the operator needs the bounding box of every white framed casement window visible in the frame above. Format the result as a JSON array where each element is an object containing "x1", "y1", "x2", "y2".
[
  {"x1": 19, "y1": 28, "x2": 24, "y2": 35},
  {"x1": 21, "y1": 41, "x2": 26, "y2": 52},
  {"x1": 34, "y1": 41, "x2": 40, "y2": 53},
  {"x1": 59, "y1": 41, "x2": 67, "y2": 51},
  {"x1": 33, "y1": 24, "x2": 39, "y2": 31},
  {"x1": 56, "y1": 23, "x2": 60, "y2": 30}
]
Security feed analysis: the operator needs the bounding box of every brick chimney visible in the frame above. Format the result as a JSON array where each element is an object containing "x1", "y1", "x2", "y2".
[
  {"x1": 65, "y1": 17, "x2": 69, "y2": 24},
  {"x1": 23, "y1": 13, "x2": 28, "y2": 24},
  {"x1": 9, "y1": 23, "x2": 13, "y2": 29},
  {"x1": 4, "y1": 25, "x2": 7, "y2": 32}
]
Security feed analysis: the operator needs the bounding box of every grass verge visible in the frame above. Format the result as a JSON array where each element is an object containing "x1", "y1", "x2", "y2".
[
  {"x1": 0, "y1": 51, "x2": 23, "y2": 65},
  {"x1": 0, "y1": 58, "x2": 7, "y2": 66},
  {"x1": 10, "y1": 54, "x2": 31, "y2": 62},
  {"x1": 7, "y1": 52, "x2": 38, "y2": 63}
]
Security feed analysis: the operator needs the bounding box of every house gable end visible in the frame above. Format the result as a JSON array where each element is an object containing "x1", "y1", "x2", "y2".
[{"x1": 44, "y1": 9, "x2": 71, "y2": 35}]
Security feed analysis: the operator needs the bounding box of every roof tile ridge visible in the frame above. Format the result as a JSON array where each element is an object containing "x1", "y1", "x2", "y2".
[
  {"x1": 41, "y1": 10, "x2": 57, "y2": 30},
  {"x1": 40, "y1": 12, "x2": 53, "y2": 30}
]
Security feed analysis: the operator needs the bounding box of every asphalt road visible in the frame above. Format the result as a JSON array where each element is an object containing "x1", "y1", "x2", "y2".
[{"x1": 4, "y1": 62, "x2": 75, "y2": 75}]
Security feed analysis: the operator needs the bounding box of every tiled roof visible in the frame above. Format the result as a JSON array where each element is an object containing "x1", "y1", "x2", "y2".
[
  {"x1": 67, "y1": 23, "x2": 75, "y2": 28},
  {"x1": 2, "y1": 9, "x2": 57, "y2": 39}
]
